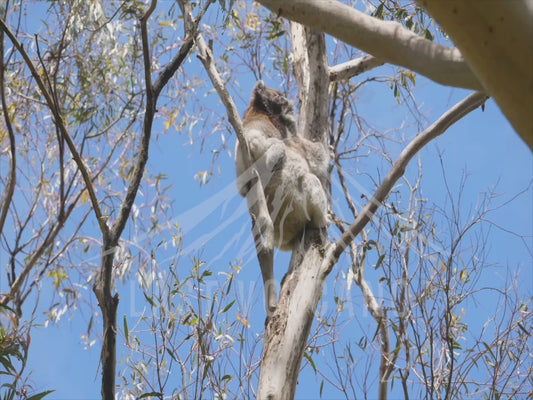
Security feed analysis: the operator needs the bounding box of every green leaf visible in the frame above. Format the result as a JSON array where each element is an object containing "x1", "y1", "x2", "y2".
[
  {"x1": 143, "y1": 292, "x2": 156, "y2": 307},
  {"x1": 138, "y1": 392, "x2": 163, "y2": 399},
  {"x1": 0, "y1": 356, "x2": 16, "y2": 374},
  {"x1": 303, "y1": 352, "x2": 317, "y2": 373},
  {"x1": 26, "y1": 390, "x2": 55, "y2": 400},
  {"x1": 166, "y1": 347, "x2": 178, "y2": 362},
  {"x1": 394, "y1": 83, "x2": 400, "y2": 98},
  {"x1": 374, "y1": 254, "x2": 386, "y2": 269},
  {"x1": 374, "y1": 3, "x2": 384, "y2": 19},
  {"x1": 483, "y1": 342, "x2": 495, "y2": 360},
  {"x1": 221, "y1": 300, "x2": 236, "y2": 313},
  {"x1": 201, "y1": 269, "x2": 213, "y2": 279},
  {"x1": 123, "y1": 315, "x2": 129, "y2": 346},
  {"x1": 225, "y1": 274, "x2": 234, "y2": 295}
]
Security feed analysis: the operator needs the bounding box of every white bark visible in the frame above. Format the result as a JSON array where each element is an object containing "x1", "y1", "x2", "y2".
[
  {"x1": 291, "y1": 24, "x2": 330, "y2": 143},
  {"x1": 258, "y1": 231, "x2": 327, "y2": 399},
  {"x1": 417, "y1": 0, "x2": 533, "y2": 148},
  {"x1": 257, "y1": 0, "x2": 482, "y2": 91},
  {"x1": 329, "y1": 55, "x2": 384, "y2": 82}
]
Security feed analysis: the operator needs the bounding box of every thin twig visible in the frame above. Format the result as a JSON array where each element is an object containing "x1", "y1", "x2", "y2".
[
  {"x1": 326, "y1": 91, "x2": 489, "y2": 273},
  {"x1": 0, "y1": 29, "x2": 17, "y2": 238},
  {"x1": 0, "y1": 17, "x2": 109, "y2": 237}
]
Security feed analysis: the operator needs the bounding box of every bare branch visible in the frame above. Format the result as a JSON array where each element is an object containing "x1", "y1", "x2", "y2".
[
  {"x1": 194, "y1": 37, "x2": 245, "y2": 143},
  {"x1": 181, "y1": 1, "x2": 278, "y2": 312},
  {"x1": 326, "y1": 91, "x2": 489, "y2": 272},
  {"x1": 257, "y1": 0, "x2": 482, "y2": 91},
  {"x1": 0, "y1": 17, "x2": 109, "y2": 237},
  {"x1": 187, "y1": 32, "x2": 245, "y2": 142},
  {"x1": 329, "y1": 55, "x2": 385, "y2": 82},
  {"x1": 178, "y1": 0, "x2": 269, "y2": 214},
  {"x1": 0, "y1": 30, "x2": 16, "y2": 238},
  {"x1": 110, "y1": 0, "x2": 157, "y2": 241}
]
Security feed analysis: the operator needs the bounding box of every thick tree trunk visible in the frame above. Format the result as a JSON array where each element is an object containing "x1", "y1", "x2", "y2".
[
  {"x1": 98, "y1": 293, "x2": 119, "y2": 399},
  {"x1": 258, "y1": 229, "x2": 328, "y2": 399}
]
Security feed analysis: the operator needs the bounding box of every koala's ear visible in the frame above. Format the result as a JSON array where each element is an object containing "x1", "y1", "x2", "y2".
[{"x1": 255, "y1": 80, "x2": 265, "y2": 91}]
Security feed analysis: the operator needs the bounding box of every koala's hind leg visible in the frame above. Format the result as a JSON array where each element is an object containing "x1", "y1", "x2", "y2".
[{"x1": 302, "y1": 173, "x2": 330, "y2": 228}]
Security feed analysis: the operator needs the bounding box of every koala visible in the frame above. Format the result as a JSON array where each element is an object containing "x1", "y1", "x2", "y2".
[
  {"x1": 235, "y1": 81, "x2": 330, "y2": 313},
  {"x1": 236, "y1": 80, "x2": 330, "y2": 250}
]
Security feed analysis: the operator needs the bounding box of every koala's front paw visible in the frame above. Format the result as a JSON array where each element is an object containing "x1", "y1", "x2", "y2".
[{"x1": 265, "y1": 141, "x2": 286, "y2": 172}]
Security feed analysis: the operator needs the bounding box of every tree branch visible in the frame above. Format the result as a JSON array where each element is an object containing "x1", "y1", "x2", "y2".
[
  {"x1": 417, "y1": 0, "x2": 533, "y2": 149},
  {"x1": 257, "y1": 0, "x2": 483, "y2": 91},
  {"x1": 0, "y1": 17, "x2": 109, "y2": 238},
  {"x1": 93, "y1": 1, "x2": 204, "y2": 396},
  {"x1": 259, "y1": 229, "x2": 328, "y2": 400},
  {"x1": 0, "y1": 29, "x2": 16, "y2": 238},
  {"x1": 109, "y1": 0, "x2": 157, "y2": 241},
  {"x1": 153, "y1": 0, "x2": 210, "y2": 99},
  {"x1": 329, "y1": 55, "x2": 384, "y2": 82},
  {"x1": 0, "y1": 205, "x2": 74, "y2": 307},
  {"x1": 258, "y1": 26, "x2": 332, "y2": 400},
  {"x1": 326, "y1": 91, "x2": 489, "y2": 272}
]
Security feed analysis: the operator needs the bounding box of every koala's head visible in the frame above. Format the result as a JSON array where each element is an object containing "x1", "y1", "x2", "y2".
[
  {"x1": 251, "y1": 80, "x2": 295, "y2": 119},
  {"x1": 250, "y1": 80, "x2": 297, "y2": 138}
]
